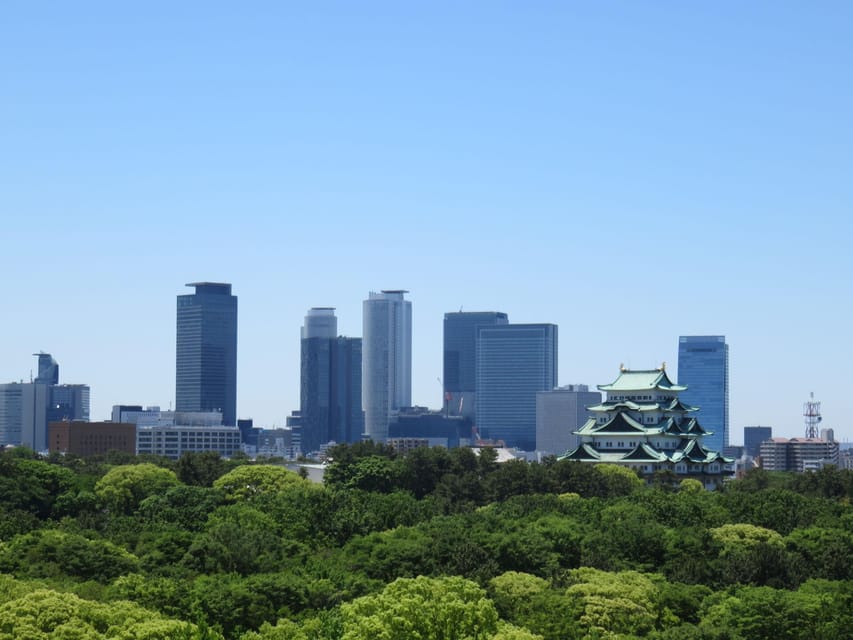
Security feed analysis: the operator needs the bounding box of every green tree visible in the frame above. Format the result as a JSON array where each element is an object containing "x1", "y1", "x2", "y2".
[
  {"x1": 176, "y1": 451, "x2": 231, "y2": 487},
  {"x1": 212, "y1": 465, "x2": 307, "y2": 501},
  {"x1": 564, "y1": 568, "x2": 660, "y2": 638},
  {"x1": 593, "y1": 464, "x2": 643, "y2": 497},
  {"x1": 0, "y1": 529, "x2": 139, "y2": 582},
  {"x1": 94, "y1": 464, "x2": 180, "y2": 514},
  {"x1": 0, "y1": 585, "x2": 216, "y2": 640},
  {"x1": 340, "y1": 575, "x2": 503, "y2": 640}
]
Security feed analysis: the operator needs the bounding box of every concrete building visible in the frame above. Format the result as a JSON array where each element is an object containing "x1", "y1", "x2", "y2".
[
  {"x1": 388, "y1": 406, "x2": 471, "y2": 448},
  {"x1": 49, "y1": 421, "x2": 136, "y2": 456},
  {"x1": 0, "y1": 354, "x2": 89, "y2": 450},
  {"x1": 536, "y1": 384, "x2": 601, "y2": 456},
  {"x1": 256, "y1": 428, "x2": 301, "y2": 459},
  {"x1": 759, "y1": 437, "x2": 840, "y2": 472},
  {"x1": 363, "y1": 290, "x2": 412, "y2": 441},
  {"x1": 136, "y1": 424, "x2": 242, "y2": 459}
]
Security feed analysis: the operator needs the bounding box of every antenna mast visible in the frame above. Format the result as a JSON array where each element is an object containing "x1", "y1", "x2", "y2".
[{"x1": 804, "y1": 392, "x2": 822, "y2": 438}]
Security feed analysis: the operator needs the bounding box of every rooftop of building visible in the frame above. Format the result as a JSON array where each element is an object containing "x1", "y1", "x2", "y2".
[
  {"x1": 186, "y1": 282, "x2": 232, "y2": 294},
  {"x1": 598, "y1": 366, "x2": 686, "y2": 392}
]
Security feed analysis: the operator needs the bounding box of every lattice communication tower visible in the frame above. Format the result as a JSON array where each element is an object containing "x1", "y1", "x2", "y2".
[{"x1": 803, "y1": 392, "x2": 822, "y2": 438}]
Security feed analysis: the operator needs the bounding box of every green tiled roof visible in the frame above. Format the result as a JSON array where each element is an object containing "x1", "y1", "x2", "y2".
[
  {"x1": 588, "y1": 401, "x2": 659, "y2": 413},
  {"x1": 598, "y1": 368, "x2": 687, "y2": 392},
  {"x1": 558, "y1": 443, "x2": 602, "y2": 461},
  {"x1": 576, "y1": 412, "x2": 650, "y2": 436},
  {"x1": 663, "y1": 399, "x2": 698, "y2": 412},
  {"x1": 621, "y1": 442, "x2": 671, "y2": 462}
]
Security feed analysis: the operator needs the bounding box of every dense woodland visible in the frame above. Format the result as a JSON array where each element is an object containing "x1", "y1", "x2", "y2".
[{"x1": 2, "y1": 443, "x2": 853, "y2": 639}]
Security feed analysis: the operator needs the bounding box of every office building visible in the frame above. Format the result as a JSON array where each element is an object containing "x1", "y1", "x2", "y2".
[
  {"x1": 759, "y1": 437, "x2": 839, "y2": 472},
  {"x1": 48, "y1": 384, "x2": 90, "y2": 424},
  {"x1": 388, "y1": 406, "x2": 471, "y2": 448},
  {"x1": 112, "y1": 405, "x2": 162, "y2": 427},
  {"x1": 35, "y1": 353, "x2": 59, "y2": 385},
  {"x1": 536, "y1": 384, "x2": 601, "y2": 456},
  {"x1": 363, "y1": 290, "x2": 412, "y2": 441},
  {"x1": 176, "y1": 282, "x2": 238, "y2": 425},
  {"x1": 300, "y1": 308, "x2": 336, "y2": 453},
  {"x1": 137, "y1": 424, "x2": 242, "y2": 459},
  {"x1": 332, "y1": 336, "x2": 364, "y2": 444},
  {"x1": 559, "y1": 366, "x2": 732, "y2": 489},
  {"x1": 0, "y1": 354, "x2": 89, "y2": 450},
  {"x1": 443, "y1": 311, "x2": 508, "y2": 418},
  {"x1": 678, "y1": 336, "x2": 729, "y2": 452},
  {"x1": 49, "y1": 421, "x2": 136, "y2": 456},
  {"x1": 475, "y1": 323, "x2": 557, "y2": 451},
  {"x1": 744, "y1": 426, "x2": 772, "y2": 458},
  {"x1": 300, "y1": 308, "x2": 363, "y2": 452}
]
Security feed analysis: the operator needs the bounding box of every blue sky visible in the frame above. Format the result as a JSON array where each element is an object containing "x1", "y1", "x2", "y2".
[{"x1": 2, "y1": 2, "x2": 851, "y2": 441}]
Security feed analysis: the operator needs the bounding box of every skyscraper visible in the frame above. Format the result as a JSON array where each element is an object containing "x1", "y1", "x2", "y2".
[
  {"x1": 362, "y1": 290, "x2": 412, "y2": 441},
  {"x1": 176, "y1": 282, "x2": 238, "y2": 426},
  {"x1": 476, "y1": 323, "x2": 558, "y2": 451},
  {"x1": 35, "y1": 353, "x2": 59, "y2": 384},
  {"x1": 299, "y1": 308, "x2": 363, "y2": 451},
  {"x1": 443, "y1": 311, "x2": 508, "y2": 418},
  {"x1": 678, "y1": 335, "x2": 729, "y2": 452},
  {"x1": 0, "y1": 353, "x2": 89, "y2": 450},
  {"x1": 332, "y1": 336, "x2": 364, "y2": 445},
  {"x1": 300, "y1": 308, "x2": 337, "y2": 453}
]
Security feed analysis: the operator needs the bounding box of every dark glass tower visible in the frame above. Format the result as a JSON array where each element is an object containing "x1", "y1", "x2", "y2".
[
  {"x1": 300, "y1": 308, "x2": 364, "y2": 452},
  {"x1": 744, "y1": 425, "x2": 772, "y2": 458},
  {"x1": 35, "y1": 353, "x2": 59, "y2": 385},
  {"x1": 475, "y1": 323, "x2": 558, "y2": 451},
  {"x1": 678, "y1": 335, "x2": 729, "y2": 452},
  {"x1": 443, "y1": 311, "x2": 508, "y2": 418},
  {"x1": 331, "y1": 336, "x2": 364, "y2": 445},
  {"x1": 176, "y1": 282, "x2": 238, "y2": 425},
  {"x1": 300, "y1": 308, "x2": 336, "y2": 453}
]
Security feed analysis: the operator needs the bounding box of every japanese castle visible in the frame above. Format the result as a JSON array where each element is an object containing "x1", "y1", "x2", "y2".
[{"x1": 558, "y1": 365, "x2": 732, "y2": 488}]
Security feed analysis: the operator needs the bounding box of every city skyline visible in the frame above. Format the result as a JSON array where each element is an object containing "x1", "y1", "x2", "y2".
[{"x1": 2, "y1": 4, "x2": 851, "y2": 442}]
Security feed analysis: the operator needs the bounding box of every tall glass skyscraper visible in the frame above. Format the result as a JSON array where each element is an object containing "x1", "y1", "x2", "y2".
[
  {"x1": 678, "y1": 335, "x2": 729, "y2": 452},
  {"x1": 363, "y1": 290, "x2": 411, "y2": 441},
  {"x1": 443, "y1": 311, "x2": 508, "y2": 418},
  {"x1": 301, "y1": 308, "x2": 336, "y2": 453},
  {"x1": 176, "y1": 282, "x2": 238, "y2": 426},
  {"x1": 300, "y1": 308, "x2": 364, "y2": 452},
  {"x1": 475, "y1": 323, "x2": 557, "y2": 451},
  {"x1": 332, "y1": 336, "x2": 364, "y2": 445}
]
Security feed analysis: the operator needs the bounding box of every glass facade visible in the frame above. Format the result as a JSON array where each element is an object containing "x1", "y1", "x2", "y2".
[
  {"x1": 677, "y1": 335, "x2": 729, "y2": 452},
  {"x1": 300, "y1": 308, "x2": 336, "y2": 453},
  {"x1": 744, "y1": 425, "x2": 772, "y2": 458},
  {"x1": 176, "y1": 283, "x2": 238, "y2": 426},
  {"x1": 332, "y1": 336, "x2": 364, "y2": 445},
  {"x1": 299, "y1": 308, "x2": 364, "y2": 452},
  {"x1": 0, "y1": 384, "x2": 24, "y2": 446},
  {"x1": 475, "y1": 324, "x2": 558, "y2": 451},
  {"x1": 363, "y1": 290, "x2": 412, "y2": 441},
  {"x1": 443, "y1": 311, "x2": 508, "y2": 417}
]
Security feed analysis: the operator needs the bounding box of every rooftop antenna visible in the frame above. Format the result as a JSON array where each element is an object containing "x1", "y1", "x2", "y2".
[{"x1": 804, "y1": 392, "x2": 822, "y2": 438}]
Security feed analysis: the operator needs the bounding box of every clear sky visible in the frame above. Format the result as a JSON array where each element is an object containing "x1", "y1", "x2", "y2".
[{"x1": 2, "y1": 2, "x2": 851, "y2": 442}]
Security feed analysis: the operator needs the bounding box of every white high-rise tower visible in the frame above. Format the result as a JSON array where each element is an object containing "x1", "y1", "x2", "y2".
[{"x1": 362, "y1": 290, "x2": 412, "y2": 441}]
